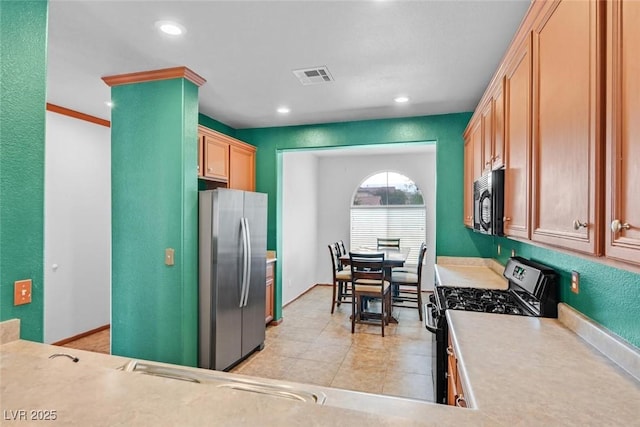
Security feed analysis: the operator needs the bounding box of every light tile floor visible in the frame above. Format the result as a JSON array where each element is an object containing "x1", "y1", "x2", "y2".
[{"x1": 232, "y1": 285, "x2": 435, "y2": 401}]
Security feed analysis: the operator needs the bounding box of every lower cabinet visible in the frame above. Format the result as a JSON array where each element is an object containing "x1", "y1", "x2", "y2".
[
  {"x1": 265, "y1": 262, "x2": 275, "y2": 324},
  {"x1": 447, "y1": 334, "x2": 467, "y2": 408}
]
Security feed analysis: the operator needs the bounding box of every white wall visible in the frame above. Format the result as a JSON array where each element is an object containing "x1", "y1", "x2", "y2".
[
  {"x1": 316, "y1": 148, "x2": 437, "y2": 291},
  {"x1": 44, "y1": 111, "x2": 111, "y2": 343},
  {"x1": 281, "y1": 151, "x2": 319, "y2": 306}
]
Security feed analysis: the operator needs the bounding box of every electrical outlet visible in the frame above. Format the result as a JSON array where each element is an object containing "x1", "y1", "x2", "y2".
[
  {"x1": 511, "y1": 249, "x2": 516, "y2": 257},
  {"x1": 571, "y1": 271, "x2": 580, "y2": 294},
  {"x1": 497, "y1": 244, "x2": 501, "y2": 255},
  {"x1": 14, "y1": 279, "x2": 32, "y2": 305},
  {"x1": 165, "y1": 248, "x2": 175, "y2": 266}
]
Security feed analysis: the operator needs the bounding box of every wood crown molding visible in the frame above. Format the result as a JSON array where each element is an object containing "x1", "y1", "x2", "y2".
[
  {"x1": 198, "y1": 125, "x2": 256, "y2": 152},
  {"x1": 46, "y1": 103, "x2": 111, "y2": 128},
  {"x1": 102, "y1": 66, "x2": 206, "y2": 87}
]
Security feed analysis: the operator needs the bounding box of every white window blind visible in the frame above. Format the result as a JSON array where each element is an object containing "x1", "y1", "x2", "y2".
[{"x1": 350, "y1": 206, "x2": 425, "y2": 265}]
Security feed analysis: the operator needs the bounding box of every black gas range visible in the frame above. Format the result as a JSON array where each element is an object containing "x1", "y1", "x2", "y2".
[{"x1": 424, "y1": 256, "x2": 558, "y2": 404}]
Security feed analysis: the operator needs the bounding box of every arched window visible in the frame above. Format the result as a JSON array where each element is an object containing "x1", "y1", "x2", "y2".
[{"x1": 350, "y1": 171, "x2": 425, "y2": 265}]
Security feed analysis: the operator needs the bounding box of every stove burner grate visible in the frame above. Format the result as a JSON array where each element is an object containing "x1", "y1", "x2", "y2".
[{"x1": 439, "y1": 287, "x2": 532, "y2": 316}]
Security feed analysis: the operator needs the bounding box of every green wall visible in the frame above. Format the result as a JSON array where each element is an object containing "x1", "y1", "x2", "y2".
[
  {"x1": 236, "y1": 113, "x2": 494, "y2": 322},
  {"x1": 0, "y1": 0, "x2": 48, "y2": 342},
  {"x1": 198, "y1": 113, "x2": 236, "y2": 137},
  {"x1": 492, "y1": 236, "x2": 640, "y2": 348},
  {"x1": 110, "y1": 78, "x2": 199, "y2": 366}
]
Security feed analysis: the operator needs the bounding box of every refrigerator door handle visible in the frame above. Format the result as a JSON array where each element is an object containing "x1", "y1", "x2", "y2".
[
  {"x1": 239, "y1": 217, "x2": 249, "y2": 308},
  {"x1": 243, "y1": 218, "x2": 252, "y2": 307}
]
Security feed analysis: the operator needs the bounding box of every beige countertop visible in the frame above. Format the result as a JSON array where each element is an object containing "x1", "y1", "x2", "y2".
[
  {"x1": 446, "y1": 309, "x2": 640, "y2": 425},
  {"x1": 435, "y1": 261, "x2": 508, "y2": 290},
  {"x1": 0, "y1": 338, "x2": 493, "y2": 426}
]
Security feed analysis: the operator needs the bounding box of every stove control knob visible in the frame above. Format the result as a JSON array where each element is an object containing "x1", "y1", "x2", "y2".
[
  {"x1": 611, "y1": 219, "x2": 631, "y2": 233},
  {"x1": 573, "y1": 220, "x2": 588, "y2": 230}
]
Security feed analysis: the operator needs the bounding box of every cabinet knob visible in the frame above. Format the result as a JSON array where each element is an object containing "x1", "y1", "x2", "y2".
[
  {"x1": 611, "y1": 219, "x2": 631, "y2": 233},
  {"x1": 503, "y1": 217, "x2": 511, "y2": 222},
  {"x1": 446, "y1": 346, "x2": 454, "y2": 356},
  {"x1": 572, "y1": 220, "x2": 588, "y2": 230}
]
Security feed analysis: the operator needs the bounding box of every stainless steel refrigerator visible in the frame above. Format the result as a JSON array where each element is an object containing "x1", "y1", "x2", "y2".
[{"x1": 198, "y1": 189, "x2": 267, "y2": 371}]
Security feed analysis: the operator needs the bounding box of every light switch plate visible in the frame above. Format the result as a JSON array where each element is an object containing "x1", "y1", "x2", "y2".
[
  {"x1": 14, "y1": 279, "x2": 32, "y2": 305},
  {"x1": 165, "y1": 248, "x2": 175, "y2": 266}
]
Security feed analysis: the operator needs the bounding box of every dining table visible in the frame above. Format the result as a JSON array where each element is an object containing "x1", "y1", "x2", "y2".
[
  {"x1": 339, "y1": 247, "x2": 411, "y2": 324},
  {"x1": 338, "y1": 247, "x2": 411, "y2": 270}
]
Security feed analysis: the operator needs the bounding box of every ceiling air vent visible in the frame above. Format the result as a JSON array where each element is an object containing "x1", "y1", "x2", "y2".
[{"x1": 292, "y1": 66, "x2": 334, "y2": 86}]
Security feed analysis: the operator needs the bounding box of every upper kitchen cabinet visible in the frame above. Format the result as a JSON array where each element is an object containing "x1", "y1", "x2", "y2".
[
  {"x1": 198, "y1": 125, "x2": 256, "y2": 191},
  {"x1": 462, "y1": 118, "x2": 483, "y2": 227},
  {"x1": 229, "y1": 143, "x2": 256, "y2": 192},
  {"x1": 202, "y1": 128, "x2": 230, "y2": 181},
  {"x1": 463, "y1": 130, "x2": 474, "y2": 227},
  {"x1": 503, "y1": 34, "x2": 532, "y2": 240},
  {"x1": 197, "y1": 133, "x2": 204, "y2": 178},
  {"x1": 471, "y1": 118, "x2": 483, "y2": 181},
  {"x1": 605, "y1": 0, "x2": 640, "y2": 265},
  {"x1": 481, "y1": 86, "x2": 505, "y2": 174},
  {"x1": 530, "y1": 0, "x2": 603, "y2": 255}
]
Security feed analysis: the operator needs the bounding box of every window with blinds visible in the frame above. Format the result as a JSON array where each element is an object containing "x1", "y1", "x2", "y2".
[
  {"x1": 350, "y1": 207, "x2": 425, "y2": 265},
  {"x1": 350, "y1": 172, "x2": 426, "y2": 266}
]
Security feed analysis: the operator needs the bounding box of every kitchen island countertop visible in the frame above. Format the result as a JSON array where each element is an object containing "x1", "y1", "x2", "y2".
[{"x1": 0, "y1": 337, "x2": 490, "y2": 426}]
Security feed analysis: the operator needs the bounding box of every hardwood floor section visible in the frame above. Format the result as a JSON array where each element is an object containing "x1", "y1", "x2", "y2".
[
  {"x1": 59, "y1": 328, "x2": 110, "y2": 355},
  {"x1": 232, "y1": 285, "x2": 435, "y2": 401}
]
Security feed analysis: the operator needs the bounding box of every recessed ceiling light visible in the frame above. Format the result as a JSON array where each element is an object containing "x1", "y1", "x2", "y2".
[
  {"x1": 155, "y1": 20, "x2": 186, "y2": 36},
  {"x1": 277, "y1": 107, "x2": 290, "y2": 114},
  {"x1": 394, "y1": 96, "x2": 410, "y2": 103}
]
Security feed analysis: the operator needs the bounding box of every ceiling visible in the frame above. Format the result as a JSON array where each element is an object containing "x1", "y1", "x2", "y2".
[{"x1": 47, "y1": 0, "x2": 531, "y2": 130}]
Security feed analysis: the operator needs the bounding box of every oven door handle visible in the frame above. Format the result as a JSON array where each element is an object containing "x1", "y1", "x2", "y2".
[{"x1": 423, "y1": 303, "x2": 439, "y2": 334}]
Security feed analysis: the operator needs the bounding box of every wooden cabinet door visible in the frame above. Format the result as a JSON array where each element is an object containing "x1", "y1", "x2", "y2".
[
  {"x1": 463, "y1": 135, "x2": 474, "y2": 227},
  {"x1": 446, "y1": 344, "x2": 457, "y2": 406},
  {"x1": 197, "y1": 133, "x2": 204, "y2": 177},
  {"x1": 229, "y1": 144, "x2": 255, "y2": 191},
  {"x1": 204, "y1": 135, "x2": 230, "y2": 181},
  {"x1": 265, "y1": 263, "x2": 274, "y2": 323},
  {"x1": 531, "y1": 0, "x2": 602, "y2": 254},
  {"x1": 471, "y1": 119, "x2": 483, "y2": 181},
  {"x1": 504, "y1": 34, "x2": 532, "y2": 240},
  {"x1": 493, "y1": 84, "x2": 505, "y2": 170},
  {"x1": 605, "y1": 0, "x2": 640, "y2": 264},
  {"x1": 481, "y1": 100, "x2": 494, "y2": 174}
]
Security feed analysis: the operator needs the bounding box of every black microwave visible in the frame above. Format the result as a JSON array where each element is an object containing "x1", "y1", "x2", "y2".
[{"x1": 473, "y1": 168, "x2": 504, "y2": 236}]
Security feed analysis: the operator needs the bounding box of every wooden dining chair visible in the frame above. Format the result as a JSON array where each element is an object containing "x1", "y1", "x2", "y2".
[
  {"x1": 336, "y1": 240, "x2": 350, "y2": 270},
  {"x1": 377, "y1": 237, "x2": 400, "y2": 249},
  {"x1": 349, "y1": 251, "x2": 392, "y2": 336},
  {"x1": 329, "y1": 243, "x2": 352, "y2": 314},
  {"x1": 391, "y1": 243, "x2": 427, "y2": 320}
]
